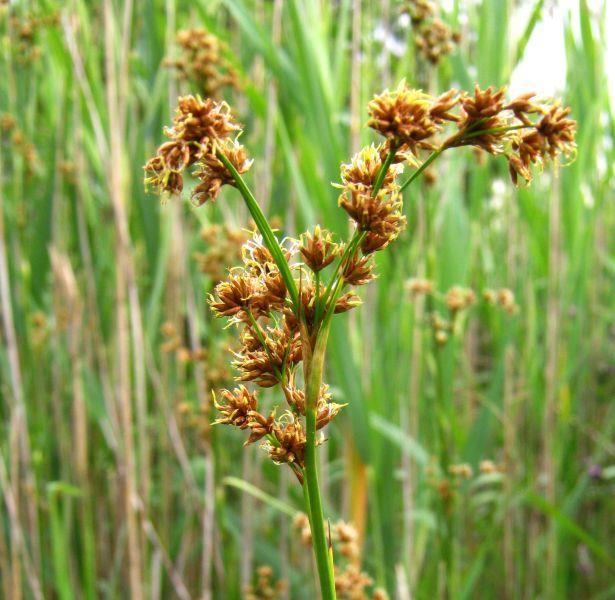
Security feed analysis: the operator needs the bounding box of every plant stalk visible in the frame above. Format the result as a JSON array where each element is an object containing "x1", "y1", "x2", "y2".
[{"x1": 303, "y1": 324, "x2": 336, "y2": 599}]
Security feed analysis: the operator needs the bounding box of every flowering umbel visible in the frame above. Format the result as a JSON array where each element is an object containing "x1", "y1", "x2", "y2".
[
  {"x1": 206, "y1": 225, "x2": 361, "y2": 471},
  {"x1": 366, "y1": 81, "x2": 576, "y2": 185}
]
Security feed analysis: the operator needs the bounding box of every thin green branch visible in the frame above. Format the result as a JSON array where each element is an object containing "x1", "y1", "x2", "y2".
[
  {"x1": 372, "y1": 143, "x2": 398, "y2": 193},
  {"x1": 399, "y1": 148, "x2": 444, "y2": 193},
  {"x1": 217, "y1": 151, "x2": 299, "y2": 310},
  {"x1": 400, "y1": 124, "x2": 535, "y2": 192}
]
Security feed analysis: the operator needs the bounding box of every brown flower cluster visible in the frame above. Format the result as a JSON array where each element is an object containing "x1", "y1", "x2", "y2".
[
  {"x1": 210, "y1": 230, "x2": 358, "y2": 471},
  {"x1": 403, "y1": 0, "x2": 460, "y2": 65},
  {"x1": 144, "y1": 95, "x2": 251, "y2": 201},
  {"x1": 406, "y1": 277, "x2": 433, "y2": 297},
  {"x1": 483, "y1": 287, "x2": 519, "y2": 315},
  {"x1": 445, "y1": 286, "x2": 476, "y2": 315},
  {"x1": 407, "y1": 280, "x2": 521, "y2": 346},
  {"x1": 367, "y1": 81, "x2": 576, "y2": 185},
  {"x1": 426, "y1": 457, "x2": 505, "y2": 509},
  {"x1": 166, "y1": 28, "x2": 238, "y2": 98},
  {"x1": 405, "y1": 282, "x2": 476, "y2": 346},
  {"x1": 337, "y1": 144, "x2": 407, "y2": 254},
  {"x1": 157, "y1": 92, "x2": 415, "y2": 477},
  {"x1": 244, "y1": 565, "x2": 286, "y2": 600}
]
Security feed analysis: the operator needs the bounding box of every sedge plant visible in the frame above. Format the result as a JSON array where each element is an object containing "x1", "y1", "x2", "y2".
[{"x1": 144, "y1": 82, "x2": 575, "y2": 598}]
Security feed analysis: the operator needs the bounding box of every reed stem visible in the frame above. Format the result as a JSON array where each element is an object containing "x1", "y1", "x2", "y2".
[{"x1": 303, "y1": 325, "x2": 336, "y2": 599}]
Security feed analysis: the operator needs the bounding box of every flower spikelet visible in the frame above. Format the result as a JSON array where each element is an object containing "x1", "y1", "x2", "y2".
[
  {"x1": 213, "y1": 385, "x2": 258, "y2": 429},
  {"x1": 367, "y1": 82, "x2": 439, "y2": 152},
  {"x1": 192, "y1": 138, "x2": 253, "y2": 204},
  {"x1": 300, "y1": 226, "x2": 341, "y2": 272}
]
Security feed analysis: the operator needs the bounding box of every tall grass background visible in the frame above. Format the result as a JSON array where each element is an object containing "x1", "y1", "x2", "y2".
[{"x1": 0, "y1": 0, "x2": 613, "y2": 598}]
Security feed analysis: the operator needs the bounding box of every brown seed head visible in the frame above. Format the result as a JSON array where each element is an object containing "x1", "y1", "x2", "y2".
[
  {"x1": 234, "y1": 325, "x2": 301, "y2": 387},
  {"x1": 535, "y1": 103, "x2": 576, "y2": 160},
  {"x1": 406, "y1": 277, "x2": 433, "y2": 296},
  {"x1": 449, "y1": 463, "x2": 473, "y2": 478},
  {"x1": 338, "y1": 187, "x2": 406, "y2": 253},
  {"x1": 482, "y1": 288, "x2": 497, "y2": 304},
  {"x1": 144, "y1": 95, "x2": 242, "y2": 198},
  {"x1": 479, "y1": 459, "x2": 499, "y2": 474},
  {"x1": 496, "y1": 288, "x2": 519, "y2": 314},
  {"x1": 299, "y1": 226, "x2": 341, "y2": 272},
  {"x1": 167, "y1": 95, "x2": 241, "y2": 153},
  {"x1": 266, "y1": 415, "x2": 307, "y2": 466},
  {"x1": 455, "y1": 85, "x2": 508, "y2": 153},
  {"x1": 445, "y1": 286, "x2": 476, "y2": 313},
  {"x1": 170, "y1": 28, "x2": 238, "y2": 98},
  {"x1": 339, "y1": 144, "x2": 403, "y2": 193},
  {"x1": 334, "y1": 291, "x2": 362, "y2": 314},
  {"x1": 192, "y1": 138, "x2": 253, "y2": 205},
  {"x1": 342, "y1": 253, "x2": 376, "y2": 286},
  {"x1": 246, "y1": 409, "x2": 275, "y2": 445},
  {"x1": 335, "y1": 564, "x2": 373, "y2": 597},
  {"x1": 504, "y1": 92, "x2": 541, "y2": 125},
  {"x1": 367, "y1": 82, "x2": 439, "y2": 152},
  {"x1": 213, "y1": 385, "x2": 258, "y2": 429},
  {"x1": 209, "y1": 271, "x2": 258, "y2": 319}
]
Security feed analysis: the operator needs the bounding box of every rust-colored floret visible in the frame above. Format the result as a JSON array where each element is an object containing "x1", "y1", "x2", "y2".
[
  {"x1": 192, "y1": 138, "x2": 252, "y2": 204},
  {"x1": 213, "y1": 385, "x2": 258, "y2": 429},
  {"x1": 300, "y1": 226, "x2": 341, "y2": 272},
  {"x1": 367, "y1": 82, "x2": 438, "y2": 152}
]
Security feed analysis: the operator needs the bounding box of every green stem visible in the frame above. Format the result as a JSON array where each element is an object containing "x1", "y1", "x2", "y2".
[
  {"x1": 303, "y1": 325, "x2": 336, "y2": 599},
  {"x1": 399, "y1": 124, "x2": 534, "y2": 193},
  {"x1": 321, "y1": 230, "x2": 362, "y2": 313},
  {"x1": 399, "y1": 148, "x2": 444, "y2": 193},
  {"x1": 372, "y1": 143, "x2": 397, "y2": 193},
  {"x1": 217, "y1": 151, "x2": 299, "y2": 310},
  {"x1": 460, "y1": 123, "x2": 531, "y2": 140}
]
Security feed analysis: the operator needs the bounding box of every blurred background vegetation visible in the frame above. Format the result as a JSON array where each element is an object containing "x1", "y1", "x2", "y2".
[{"x1": 0, "y1": 0, "x2": 613, "y2": 598}]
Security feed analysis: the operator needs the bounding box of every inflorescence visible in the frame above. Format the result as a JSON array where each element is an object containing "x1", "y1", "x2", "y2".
[
  {"x1": 144, "y1": 82, "x2": 575, "y2": 480},
  {"x1": 144, "y1": 77, "x2": 575, "y2": 598}
]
